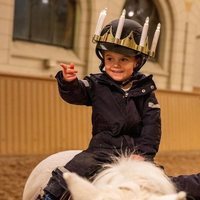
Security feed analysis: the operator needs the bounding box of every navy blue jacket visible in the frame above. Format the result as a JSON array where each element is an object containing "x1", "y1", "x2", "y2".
[{"x1": 56, "y1": 71, "x2": 161, "y2": 160}]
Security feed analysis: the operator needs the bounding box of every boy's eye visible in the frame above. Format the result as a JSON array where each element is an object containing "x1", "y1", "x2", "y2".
[
  {"x1": 106, "y1": 57, "x2": 113, "y2": 61},
  {"x1": 121, "y1": 58, "x2": 129, "y2": 62}
]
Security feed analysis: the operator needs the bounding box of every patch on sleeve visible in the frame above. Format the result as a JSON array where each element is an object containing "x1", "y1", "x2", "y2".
[
  {"x1": 81, "y1": 80, "x2": 90, "y2": 87},
  {"x1": 148, "y1": 102, "x2": 160, "y2": 109}
]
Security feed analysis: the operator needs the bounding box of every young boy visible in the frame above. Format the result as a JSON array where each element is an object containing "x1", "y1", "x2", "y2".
[{"x1": 40, "y1": 17, "x2": 161, "y2": 200}]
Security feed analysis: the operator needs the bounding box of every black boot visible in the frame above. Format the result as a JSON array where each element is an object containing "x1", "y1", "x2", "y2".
[{"x1": 42, "y1": 167, "x2": 70, "y2": 199}]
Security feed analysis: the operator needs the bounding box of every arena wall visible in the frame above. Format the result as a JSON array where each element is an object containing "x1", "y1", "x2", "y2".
[{"x1": 1, "y1": 74, "x2": 200, "y2": 155}]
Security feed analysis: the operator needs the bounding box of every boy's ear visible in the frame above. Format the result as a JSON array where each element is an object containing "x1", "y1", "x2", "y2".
[
  {"x1": 134, "y1": 56, "x2": 143, "y2": 71},
  {"x1": 133, "y1": 57, "x2": 140, "y2": 69},
  {"x1": 135, "y1": 56, "x2": 142, "y2": 64}
]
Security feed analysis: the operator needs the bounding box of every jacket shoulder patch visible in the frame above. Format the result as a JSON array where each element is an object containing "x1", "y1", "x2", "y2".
[
  {"x1": 81, "y1": 80, "x2": 90, "y2": 87},
  {"x1": 148, "y1": 102, "x2": 160, "y2": 109}
]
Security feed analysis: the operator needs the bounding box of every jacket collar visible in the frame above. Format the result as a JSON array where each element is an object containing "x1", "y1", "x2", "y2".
[{"x1": 89, "y1": 72, "x2": 156, "y2": 96}]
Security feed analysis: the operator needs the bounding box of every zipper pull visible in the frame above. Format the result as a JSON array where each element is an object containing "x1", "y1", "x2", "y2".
[{"x1": 124, "y1": 92, "x2": 128, "y2": 98}]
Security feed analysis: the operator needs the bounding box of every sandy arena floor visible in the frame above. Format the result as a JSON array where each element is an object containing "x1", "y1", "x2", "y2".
[{"x1": 0, "y1": 151, "x2": 200, "y2": 200}]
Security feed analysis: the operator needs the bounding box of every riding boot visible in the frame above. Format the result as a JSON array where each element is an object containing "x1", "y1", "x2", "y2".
[
  {"x1": 36, "y1": 193, "x2": 72, "y2": 200},
  {"x1": 40, "y1": 167, "x2": 70, "y2": 200}
]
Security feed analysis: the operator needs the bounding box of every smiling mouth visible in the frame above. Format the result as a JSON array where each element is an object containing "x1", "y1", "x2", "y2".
[{"x1": 111, "y1": 70, "x2": 123, "y2": 73}]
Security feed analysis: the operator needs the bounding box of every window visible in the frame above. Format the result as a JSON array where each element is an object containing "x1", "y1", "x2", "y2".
[
  {"x1": 13, "y1": 0, "x2": 76, "y2": 49},
  {"x1": 123, "y1": 0, "x2": 160, "y2": 60}
]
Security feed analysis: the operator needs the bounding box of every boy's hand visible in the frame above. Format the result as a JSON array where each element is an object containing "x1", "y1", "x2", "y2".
[
  {"x1": 130, "y1": 154, "x2": 145, "y2": 161},
  {"x1": 60, "y1": 63, "x2": 78, "y2": 82}
]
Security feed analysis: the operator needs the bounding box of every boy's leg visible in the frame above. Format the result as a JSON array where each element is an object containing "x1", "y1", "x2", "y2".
[
  {"x1": 41, "y1": 167, "x2": 70, "y2": 199},
  {"x1": 40, "y1": 151, "x2": 102, "y2": 199}
]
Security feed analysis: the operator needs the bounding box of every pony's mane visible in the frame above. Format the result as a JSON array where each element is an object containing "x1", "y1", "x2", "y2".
[
  {"x1": 93, "y1": 155, "x2": 176, "y2": 195},
  {"x1": 63, "y1": 155, "x2": 186, "y2": 200}
]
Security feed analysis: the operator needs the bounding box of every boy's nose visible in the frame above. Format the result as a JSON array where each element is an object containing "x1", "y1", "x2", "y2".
[{"x1": 113, "y1": 61, "x2": 120, "y2": 67}]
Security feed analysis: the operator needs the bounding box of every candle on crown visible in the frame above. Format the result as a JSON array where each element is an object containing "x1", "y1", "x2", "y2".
[
  {"x1": 139, "y1": 17, "x2": 149, "y2": 47},
  {"x1": 115, "y1": 9, "x2": 126, "y2": 39},
  {"x1": 150, "y1": 23, "x2": 161, "y2": 53},
  {"x1": 94, "y1": 8, "x2": 107, "y2": 36}
]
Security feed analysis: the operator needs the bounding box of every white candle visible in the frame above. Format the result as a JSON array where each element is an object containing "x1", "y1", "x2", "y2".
[
  {"x1": 94, "y1": 8, "x2": 107, "y2": 36},
  {"x1": 150, "y1": 23, "x2": 161, "y2": 53},
  {"x1": 115, "y1": 9, "x2": 126, "y2": 39},
  {"x1": 139, "y1": 17, "x2": 149, "y2": 47}
]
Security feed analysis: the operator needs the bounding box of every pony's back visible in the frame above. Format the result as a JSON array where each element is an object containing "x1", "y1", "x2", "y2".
[{"x1": 23, "y1": 150, "x2": 81, "y2": 200}]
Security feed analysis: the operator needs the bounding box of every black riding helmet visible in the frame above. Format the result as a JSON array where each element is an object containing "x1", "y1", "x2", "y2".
[{"x1": 95, "y1": 19, "x2": 148, "y2": 72}]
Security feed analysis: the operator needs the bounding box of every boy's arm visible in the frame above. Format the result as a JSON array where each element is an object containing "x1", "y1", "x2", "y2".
[
  {"x1": 135, "y1": 92, "x2": 161, "y2": 160},
  {"x1": 55, "y1": 70, "x2": 92, "y2": 106}
]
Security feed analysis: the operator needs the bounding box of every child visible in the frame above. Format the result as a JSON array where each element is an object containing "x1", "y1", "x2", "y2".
[{"x1": 39, "y1": 13, "x2": 161, "y2": 200}]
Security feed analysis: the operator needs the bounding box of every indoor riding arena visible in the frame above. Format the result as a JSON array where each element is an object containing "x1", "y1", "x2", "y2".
[
  {"x1": 1, "y1": 76, "x2": 200, "y2": 199},
  {"x1": 1, "y1": 0, "x2": 200, "y2": 199}
]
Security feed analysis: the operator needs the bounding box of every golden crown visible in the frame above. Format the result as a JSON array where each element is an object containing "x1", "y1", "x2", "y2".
[{"x1": 92, "y1": 9, "x2": 161, "y2": 57}]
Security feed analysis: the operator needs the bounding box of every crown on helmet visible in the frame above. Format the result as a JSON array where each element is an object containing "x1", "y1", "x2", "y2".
[{"x1": 92, "y1": 8, "x2": 161, "y2": 58}]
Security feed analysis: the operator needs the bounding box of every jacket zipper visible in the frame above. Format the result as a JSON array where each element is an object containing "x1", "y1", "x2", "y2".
[
  {"x1": 123, "y1": 92, "x2": 129, "y2": 105},
  {"x1": 124, "y1": 92, "x2": 128, "y2": 98}
]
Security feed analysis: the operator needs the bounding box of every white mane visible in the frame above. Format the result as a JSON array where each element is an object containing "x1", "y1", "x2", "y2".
[{"x1": 64, "y1": 156, "x2": 186, "y2": 200}]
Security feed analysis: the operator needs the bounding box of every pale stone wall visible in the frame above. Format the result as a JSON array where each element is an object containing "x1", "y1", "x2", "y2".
[
  {"x1": 168, "y1": 0, "x2": 200, "y2": 91},
  {"x1": 0, "y1": 0, "x2": 90, "y2": 79},
  {"x1": 0, "y1": 0, "x2": 200, "y2": 91}
]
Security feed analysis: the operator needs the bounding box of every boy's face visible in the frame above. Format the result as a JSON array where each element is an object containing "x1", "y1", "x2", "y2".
[{"x1": 104, "y1": 51, "x2": 137, "y2": 82}]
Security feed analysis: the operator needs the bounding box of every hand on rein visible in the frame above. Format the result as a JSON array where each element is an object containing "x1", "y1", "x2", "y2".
[{"x1": 130, "y1": 154, "x2": 145, "y2": 161}]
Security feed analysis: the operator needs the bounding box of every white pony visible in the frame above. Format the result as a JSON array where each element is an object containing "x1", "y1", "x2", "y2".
[
  {"x1": 23, "y1": 150, "x2": 186, "y2": 200},
  {"x1": 23, "y1": 150, "x2": 81, "y2": 200}
]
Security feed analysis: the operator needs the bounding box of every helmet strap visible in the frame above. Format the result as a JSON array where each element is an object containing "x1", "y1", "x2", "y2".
[{"x1": 96, "y1": 48, "x2": 105, "y2": 72}]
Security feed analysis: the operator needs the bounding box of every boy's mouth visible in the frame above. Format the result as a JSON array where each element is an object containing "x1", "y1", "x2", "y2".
[{"x1": 111, "y1": 70, "x2": 123, "y2": 73}]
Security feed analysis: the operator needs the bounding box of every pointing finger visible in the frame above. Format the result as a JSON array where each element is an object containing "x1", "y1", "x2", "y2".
[{"x1": 60, "y1": 64, "x2": 67, "y2": 74}]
